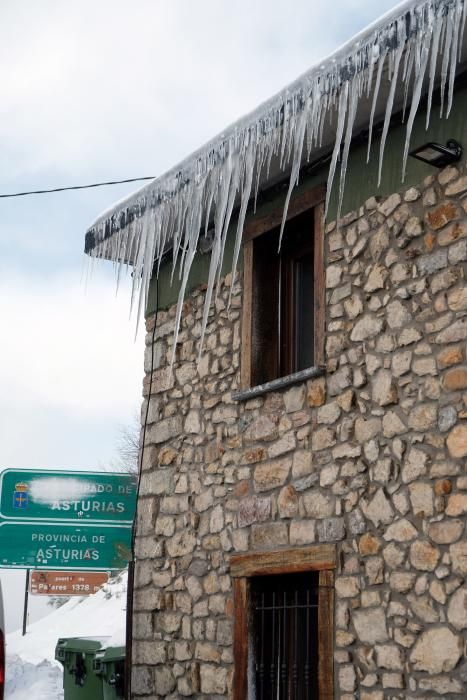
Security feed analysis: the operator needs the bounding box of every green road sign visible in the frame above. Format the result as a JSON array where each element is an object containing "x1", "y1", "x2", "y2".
[
  {"x1": 0, "y1": 521, "x2": 132, "y2": 570},
  {"x1": 0, "y1": 469, "x2": 137, "y2": 524}
]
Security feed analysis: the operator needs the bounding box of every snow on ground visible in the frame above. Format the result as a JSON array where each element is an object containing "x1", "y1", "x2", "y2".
[
  {"x1": 6, "y1": 656, "x2": 64, "y2": 700},
  {"x1": 5, "y1": 571, "x2": 127, "y2": 700}
]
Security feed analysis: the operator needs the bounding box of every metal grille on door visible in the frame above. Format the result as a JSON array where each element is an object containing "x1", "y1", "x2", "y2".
[{"x1": 251, "y1": 572, "x2": 319, "y2": 699}]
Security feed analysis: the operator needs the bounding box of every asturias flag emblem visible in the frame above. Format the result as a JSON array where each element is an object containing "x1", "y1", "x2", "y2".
[{"x1": 13, "y1": 482, "x2": 29, "y2": 509}]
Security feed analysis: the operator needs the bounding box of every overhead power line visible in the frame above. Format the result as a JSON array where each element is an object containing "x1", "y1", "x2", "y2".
[{"x1": 0, "y1": 175, "x2": 156, "y2": 199}]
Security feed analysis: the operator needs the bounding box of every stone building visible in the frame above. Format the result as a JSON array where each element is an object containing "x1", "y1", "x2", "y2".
[{"x1": 86, "y1": 0, "x2": 467, "y2": 697}]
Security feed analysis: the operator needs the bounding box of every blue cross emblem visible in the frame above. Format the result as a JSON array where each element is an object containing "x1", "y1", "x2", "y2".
[{"x1": 13, "y1": 487, "x2": 29, "y2": 509}]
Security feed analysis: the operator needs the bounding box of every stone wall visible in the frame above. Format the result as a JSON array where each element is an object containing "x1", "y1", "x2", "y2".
[{"x1": 132, "y1": 163, "x2": 467, "y2": 698}]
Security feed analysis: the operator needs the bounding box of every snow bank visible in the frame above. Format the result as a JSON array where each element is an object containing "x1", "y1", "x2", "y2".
[
  {"x1": 5, "y1": 571, "x2": 127, "y2": 699},
  {"x1": 6, "y1": 656, "x2": 64, "y2": 700}
]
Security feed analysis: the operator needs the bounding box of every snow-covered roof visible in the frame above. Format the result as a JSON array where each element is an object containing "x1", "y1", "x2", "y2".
[{"x1": 85, "y1": 0, "x2": 467, "y2": 357}]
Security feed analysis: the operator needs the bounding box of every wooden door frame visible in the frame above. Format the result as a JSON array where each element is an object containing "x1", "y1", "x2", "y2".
[{"x1": 231, "y1": 544, "x2": 335, "y2": 699}]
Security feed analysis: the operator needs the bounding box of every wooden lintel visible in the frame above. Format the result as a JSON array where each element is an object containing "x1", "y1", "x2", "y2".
[
  {"x1": 243, "y1": 184, "x2": 326, "y2": 242},
  {"x1": 230, "y1": 544, "x2": 336, "y2": 578}
]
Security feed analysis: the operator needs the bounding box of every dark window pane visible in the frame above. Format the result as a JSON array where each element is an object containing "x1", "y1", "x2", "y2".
[
  {"x1": 251, "y1": 572, "x2": 319, "y2": 700},
  {"x1": 251, "y1": 227, "x2": 280, "y2": 385},
  {"x1": 294, "y1": 252, "x2": 314, "y2": 371}
]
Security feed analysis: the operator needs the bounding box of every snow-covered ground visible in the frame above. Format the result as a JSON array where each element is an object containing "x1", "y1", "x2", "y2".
[{"x1": 5, "y1": 571, "x2": 127, "y2": 700}]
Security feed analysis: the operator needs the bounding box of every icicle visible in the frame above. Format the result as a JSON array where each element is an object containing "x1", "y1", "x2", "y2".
[
  {"x1": 196, "y1": 149, "x2": 234, "y2": 363},
  {"x1": 214, "y1": 151, "x2": 241, "y2": 297},
  {"x1": 440, "y1": 8, "x2": 454, "y2": 116},
  {"x1": 367, "y1": 47, "x2": 387, "y2": 164},
  {"x1": 378, "y1": 32, "x2": 405, "y2": 186},
  {"x1": 366, "y1": 42, "x2": 380, "y2": 98},
  {"x1": 279, "y1": 95, "x2": 292, "y2": 169},
  {"x1": 317, "y1": 91, "x2": 328, "y2": 147},
  {"x1": 401, "y1": 42, "x2": 414, "y2": 123},
  {"x1": 426, "y1": 10, "x2": 443, "y2": 128},
  {"x1": 170, "y1": 191, "x2": 203, "y2": 364},
  {"x1": 228, "y1": 148, "x2": 255, "y2": 309},
  {"x1": 170, "y1": 201, "x2": 188, "y2": 285},
  {"x1": 278, "y1": 105, "x2": 308, "y2": 250},
  {"x1": 338, "y1": 77, "x2": 360, "y2": 218},
  {"x1": 402, "y1": 31, "x2": 432, "y2": 179},
  {"x1": 325, "y1": 81, "x2": 349, "y2": 218},
  {"x1": 460, "y1": 0, "x2": 467, "y2": 57},
  {"x1": 447, "y1": 0, "x2": 463, "y2": 116},
  {"x1": 132, "y1": 209, "x2": 152, "y2": 326},
  {"x1": 135, "y1": 211, "x2": 155, "y2": 338}
]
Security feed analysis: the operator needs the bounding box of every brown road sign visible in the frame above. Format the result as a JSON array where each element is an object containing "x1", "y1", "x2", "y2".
[{"x1": 30, "y1": 570, "x2": 109, "y2": 596}]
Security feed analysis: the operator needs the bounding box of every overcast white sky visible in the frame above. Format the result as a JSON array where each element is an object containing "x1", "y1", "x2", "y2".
[{"x1": 0, "y1": 0, "x2": 396, "y2": 633}]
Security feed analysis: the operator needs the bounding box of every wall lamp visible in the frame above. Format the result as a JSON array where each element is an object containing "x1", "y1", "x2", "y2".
[
  {"x1": 199, "y1": 229, "x2": 215, "y2": 254},
  {"x1": 409, "y1": 139, "x2": 462, "y2": 168}
]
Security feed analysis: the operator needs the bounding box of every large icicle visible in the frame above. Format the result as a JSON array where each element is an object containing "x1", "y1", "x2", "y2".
[
  {"x1": 337, "y1": 76, "x2": 360, "y2": 219},
  {"x1": 377, "y1": 25, "x2": 405, "y2": 186},
  {"x1": 324, "y1": 81, "x2": 349, "y2": 218},
  {"x1": 85, "y1": 0, "x2": 467, "y2": 365},
  {"x1": 402, "y1": 30, "x2": 432, "y2": 179},
  {"x1": 367, "y1": 46, "x2": 387, "y2": 164},
  {"x1": 447, "y1": 0, "x2": 464, "y2": 117},
  {"x1": 426, "y1": 8, "x2": 443, "y2": 129}
]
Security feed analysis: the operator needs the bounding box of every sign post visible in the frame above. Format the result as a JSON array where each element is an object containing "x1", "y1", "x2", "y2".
[{"x1": 22, "y1": 569, "x2": 30, "y2": 636}]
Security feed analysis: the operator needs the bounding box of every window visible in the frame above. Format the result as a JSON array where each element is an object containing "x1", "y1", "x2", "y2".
[
  {"x1": 231, "y1": 545, "x2": 335, "y2": 700},
  {"x1": 241, "y1": 185, "x2": 325, "y2": 390}
]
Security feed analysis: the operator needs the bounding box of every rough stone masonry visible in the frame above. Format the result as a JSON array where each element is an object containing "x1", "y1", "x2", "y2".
[{"x1": 132, "y1": 162, "x2": 467, "y2": 698}]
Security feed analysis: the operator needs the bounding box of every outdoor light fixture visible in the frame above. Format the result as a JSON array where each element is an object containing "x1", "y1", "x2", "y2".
[
  {"x1": 409, "y1": 139, "x2": 462, "y2": 168},
  {"x1": 199, "y1": 229, "x2": 215, "y2": 254}
]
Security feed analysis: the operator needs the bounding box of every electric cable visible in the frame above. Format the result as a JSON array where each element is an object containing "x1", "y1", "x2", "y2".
[{"x1": 0, "y1": 176, "x2": 156, "y2": 199}]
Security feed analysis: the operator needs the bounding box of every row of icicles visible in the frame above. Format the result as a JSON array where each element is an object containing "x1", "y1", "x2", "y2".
[{"x1": 87, "y1": 0, "x2": 467, "y2": 368}]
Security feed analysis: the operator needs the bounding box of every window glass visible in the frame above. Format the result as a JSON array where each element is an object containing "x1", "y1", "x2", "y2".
[
  {"x1": 251, "y1": 209, "x2": 314, "y2": 384},
  {"x1": 251, "y1": 572, "x2": 319, "y2": 699},
  {"x1": 294, "y1": 252, "x2": 314, "y2": 371}
]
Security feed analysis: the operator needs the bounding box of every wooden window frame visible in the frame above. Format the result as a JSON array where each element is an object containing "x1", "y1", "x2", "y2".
[
  {"x1": 231, "y1": 545, "x2": 335, "y2": 700},
  {"x1": 241, "y1": 184, "x2": 326, "y2": 391}
]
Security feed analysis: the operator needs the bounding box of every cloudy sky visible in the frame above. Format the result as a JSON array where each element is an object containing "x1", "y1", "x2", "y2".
[{"x1": 0, "y1": 0, "x2": 397, "y2": 632}]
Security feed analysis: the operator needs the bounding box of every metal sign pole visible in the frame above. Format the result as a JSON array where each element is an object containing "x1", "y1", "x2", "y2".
[
  {"x1": 125, "y1": 559, "x2": 135, "y2": 700},
  {"x1": 22, "y1": 569, "x2": 30, "y2": 636}
]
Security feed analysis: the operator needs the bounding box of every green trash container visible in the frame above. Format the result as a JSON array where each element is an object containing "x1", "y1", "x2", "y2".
[
  {"x1": 94, "y1": 645, "x2": 126, "y2": 699},
  {"x1": 55, "y1": 636, "x2": 110, "y2": 700}
]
